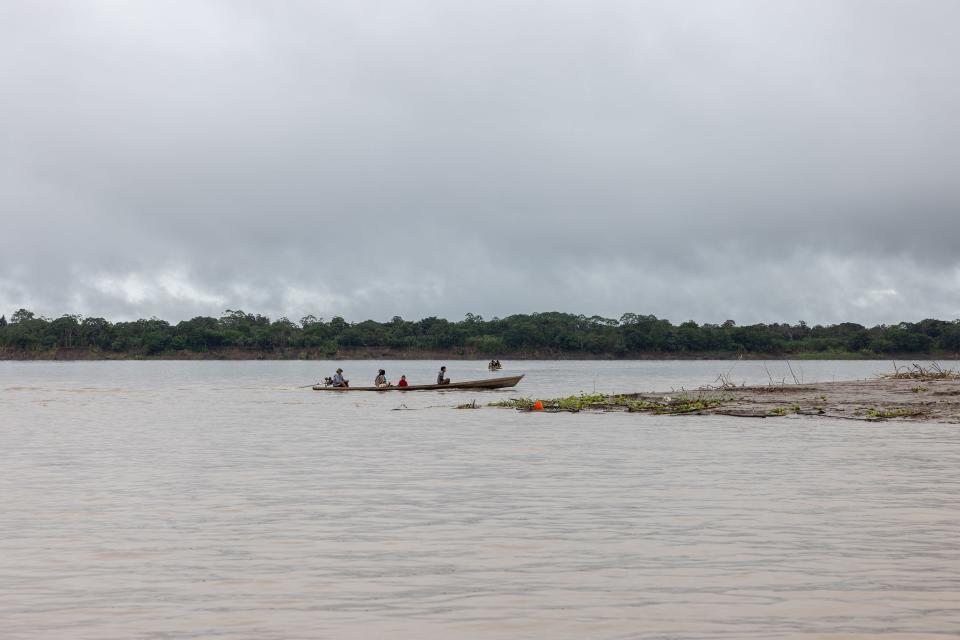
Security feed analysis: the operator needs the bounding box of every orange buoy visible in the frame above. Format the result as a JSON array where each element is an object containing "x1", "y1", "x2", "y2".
[{"x1": 532, "y1": 400, "x2": 544, "y2": 411}]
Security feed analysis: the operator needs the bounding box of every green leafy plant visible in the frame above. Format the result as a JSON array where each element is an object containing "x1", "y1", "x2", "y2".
[
  {"x1": 653, "y1": 394, "x2": 726, "y2": 415},
  {"x1": 488, "y1": 392, "x2": 726, "y2": 414},
  {"x1": 864, "y1": 407, "x2": 925, "y2": 419},
  {"x1": 488, "y1": 398, "x2": 534, "y2": 409},
  {"x1": 768, "y1": 404, "x2": 801, "y2": 416}
]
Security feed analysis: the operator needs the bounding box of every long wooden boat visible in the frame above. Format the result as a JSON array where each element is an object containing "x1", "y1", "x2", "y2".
[{"x1": 313, "y1": 374, "x2": 524, "y2": 391}]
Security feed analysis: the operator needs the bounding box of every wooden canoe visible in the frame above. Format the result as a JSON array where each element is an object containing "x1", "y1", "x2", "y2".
[{"x1": 312, "y1": 374, "x2": 524, "y2": 391}]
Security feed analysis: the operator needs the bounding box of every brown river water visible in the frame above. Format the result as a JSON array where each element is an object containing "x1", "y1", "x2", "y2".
[{"x1": 2, "y1": 360, "x2": 959, "y2": 639}]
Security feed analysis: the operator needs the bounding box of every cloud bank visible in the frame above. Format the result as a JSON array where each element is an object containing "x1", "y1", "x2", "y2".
[{"x1": 3, "y1": 0, "x2": 959, "y2": 324}]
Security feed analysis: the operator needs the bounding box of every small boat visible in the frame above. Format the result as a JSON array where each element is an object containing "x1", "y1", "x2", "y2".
[{"x1": 313, "y1": 374, "x2": 524, "y2": 391}]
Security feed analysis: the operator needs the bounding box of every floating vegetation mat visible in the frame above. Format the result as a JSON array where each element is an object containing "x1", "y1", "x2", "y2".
[
  {"x1": 485, "y1": 377, "x2": 960, "y2": 422},
  {"x1": 489, "y1": 392, "x2": 730, "y2": 415}
]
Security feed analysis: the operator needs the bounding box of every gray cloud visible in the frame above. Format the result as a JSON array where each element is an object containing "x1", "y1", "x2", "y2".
[{"x1": 2, "y1": 0, "x2": 959, "y2": 325}]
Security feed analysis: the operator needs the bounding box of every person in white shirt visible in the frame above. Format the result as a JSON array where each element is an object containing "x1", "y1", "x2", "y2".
[{"x1": 331, "y1": 368, "x2": 349, "y2": 387}]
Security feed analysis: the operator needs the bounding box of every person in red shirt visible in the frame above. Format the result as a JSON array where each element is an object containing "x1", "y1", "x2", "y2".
[{"x1": 397, "y1": 375, "x2": 409, "y2": 387}]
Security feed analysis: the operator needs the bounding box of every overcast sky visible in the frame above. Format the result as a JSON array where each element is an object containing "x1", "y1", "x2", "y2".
[{"x1": 2, "y1": 0, "x2": 959, "y2": 326}]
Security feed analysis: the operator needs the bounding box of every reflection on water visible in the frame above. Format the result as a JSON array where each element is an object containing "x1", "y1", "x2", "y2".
[{"x1": 2, "y1": 360, "x2": 959, "y2": 639}]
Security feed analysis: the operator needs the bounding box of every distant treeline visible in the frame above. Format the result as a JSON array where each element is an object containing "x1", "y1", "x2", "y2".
[{"x1": 1, "y1": 309, "x2": 959, "y2": 358}]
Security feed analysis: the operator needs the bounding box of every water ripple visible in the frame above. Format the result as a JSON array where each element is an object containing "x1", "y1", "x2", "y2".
[{"x1": 2, "y1": 361, "x2": 959, "y2": 639}]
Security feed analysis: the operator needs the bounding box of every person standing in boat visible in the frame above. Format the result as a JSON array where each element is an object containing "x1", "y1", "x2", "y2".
[
  {"x1": 331, "y1": 368, "x2": 349, "y2": 387},
  {"x1": 437, "y1": 366, "x2": 450, "y2": 385},
  {"x1": 374, "y1": 369, "x2": 390, "y2": 387}
]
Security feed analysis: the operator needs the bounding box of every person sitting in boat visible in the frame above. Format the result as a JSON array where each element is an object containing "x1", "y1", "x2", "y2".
[
  {"x1": 437, "y1": 366, "x2": 450, "y2": 385},
  {"x1": 331, "y1": 368, "x2": 349, "y2": 387},
  {"x1": 374, "y1": 369, "x2": 390, "y2": 387},
  {"x1": 397, "y1": 375, "x2": 408, "y2": 388}
]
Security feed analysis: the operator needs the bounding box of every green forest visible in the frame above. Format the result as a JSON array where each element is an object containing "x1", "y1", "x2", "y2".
[{"x1": 2, "y1": 309, "x2": 959, "y2": 359}]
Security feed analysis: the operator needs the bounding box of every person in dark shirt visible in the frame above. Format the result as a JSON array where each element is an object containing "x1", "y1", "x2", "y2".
[{"x1": 437, "y1": 366, "x2": 450, "y2": 385}]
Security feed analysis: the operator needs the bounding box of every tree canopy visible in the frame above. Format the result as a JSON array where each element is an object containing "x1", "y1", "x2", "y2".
[{"x1": 1, "y1": 309, "x2": 958, "y2": 357}]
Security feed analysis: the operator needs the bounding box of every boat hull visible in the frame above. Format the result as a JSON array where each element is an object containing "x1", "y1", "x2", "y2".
[{"x1": 312, "y1": 374, "x2": 524, "y2": 391}]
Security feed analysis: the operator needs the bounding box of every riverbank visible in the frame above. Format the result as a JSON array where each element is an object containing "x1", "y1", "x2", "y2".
[
  {"x1": 490, "y1": 374, "x2": 960, "y2": 423},
  {"x1": 2, "y1": 346, "x2": 957, "y2": 362}
]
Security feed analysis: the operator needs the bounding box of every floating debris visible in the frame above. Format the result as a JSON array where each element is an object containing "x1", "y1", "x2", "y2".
[{"x1": 881, "y1": 362, "x2": 960, "y2": 380}]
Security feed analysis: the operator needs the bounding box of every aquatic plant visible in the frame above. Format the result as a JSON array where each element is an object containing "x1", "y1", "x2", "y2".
[
  {"x1": 488, "y1": 398, "x2": 535, "y2": 409},
  {"x1": 864, "y1": 407, "x2": 926, "y2": 419},
  {"x1": 653, "y1": 394, "x2": 726, "y2": 414},
  {"x1": 488, "y1": 392, "x2": 727, "y2": 414},
  {"x1": 768, "y1": 404, "x2": 801, "y2": 416}
]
